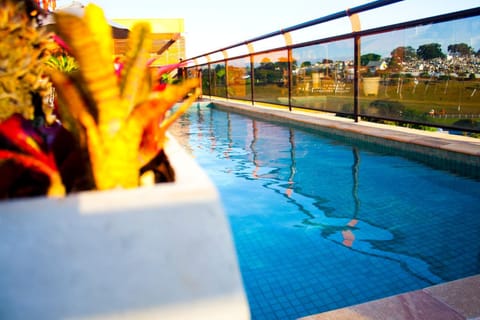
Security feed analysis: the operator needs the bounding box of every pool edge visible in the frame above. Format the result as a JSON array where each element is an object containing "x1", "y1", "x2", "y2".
[
  {"x1": 203, "y1": 98, "x2": 480, "y2": 179},
  {"x1": 299, "y1": 274, "x2": 480, "y2": 320}
]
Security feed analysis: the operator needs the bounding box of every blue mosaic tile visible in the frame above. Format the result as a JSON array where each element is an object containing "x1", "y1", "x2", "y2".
[{"x1": 171, "y1": 104, "x2": 480, "y2": 320}]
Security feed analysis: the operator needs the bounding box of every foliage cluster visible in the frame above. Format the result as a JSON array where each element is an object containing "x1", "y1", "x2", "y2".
[{"x1": 0, "y1": 1, "x2": 200, "y2": 199}]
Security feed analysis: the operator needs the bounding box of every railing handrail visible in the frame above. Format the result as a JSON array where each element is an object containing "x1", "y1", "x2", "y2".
[{"x1": 185, "y1": 0, "x2": 404, "y2": 63}]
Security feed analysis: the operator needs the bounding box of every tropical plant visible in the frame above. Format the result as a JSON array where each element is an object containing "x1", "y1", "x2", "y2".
[
  {"x1": 0, "y1": 0, "x2": 52, "y2": 122},
  {"x1": 0, "y1": 114, "x2": 65, "y2": 196},
  {"x1": 45, "y1": 55, "x2": 79, "y2": 73},
  {"x1": 0, "y1": 3, "x2": 200, "y2": 198},
  {"x1": 35, "y1": 0, "x2": 55, "y2": 10}
]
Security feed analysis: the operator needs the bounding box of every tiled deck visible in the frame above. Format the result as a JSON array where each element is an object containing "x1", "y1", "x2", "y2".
[
  {"x1": 300, "y1": 275, "x2": 480, "y2": 320},
  {"x1": 207, "y1": 98, "x2": 480, "y2": 320}
]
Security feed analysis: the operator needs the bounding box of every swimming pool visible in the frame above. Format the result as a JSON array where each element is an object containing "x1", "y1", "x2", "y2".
[{"x1": 169, "y1": 102, "x2": 480, "y2": 320}]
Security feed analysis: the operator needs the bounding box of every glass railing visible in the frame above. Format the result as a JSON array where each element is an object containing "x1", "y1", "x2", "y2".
[{"x1": 184, "y1": 1, "x2": 480, "y2": 134}]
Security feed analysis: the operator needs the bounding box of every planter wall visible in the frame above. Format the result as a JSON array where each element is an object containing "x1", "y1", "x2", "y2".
[{"x1": 0, "y1": 136, "x2": 250, "y2": 319}]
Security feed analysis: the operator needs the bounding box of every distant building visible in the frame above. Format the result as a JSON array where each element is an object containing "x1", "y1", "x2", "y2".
[
  {"x1": 112, "y1": 18, "x2": 185, "y2": 67},
  {"x1": 366, "y1": 60, "x2": 388, "y2": 73}
]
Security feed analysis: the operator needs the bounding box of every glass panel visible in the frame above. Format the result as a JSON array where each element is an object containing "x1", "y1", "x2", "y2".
[
  {"x1": 360, "y1": 0, "x2": 479, "y2": 31},
  {"x1": 291, "y1": 17, "x2": 352, "y2": 45},
  {"x1": 252, "y1": 35, "x2": 288, "y2": 53},
  {"x1": 185, "y1": 67, "x2": 196, "y2": 79},
  {"x1": 208, "y1": 52, "x2": 225, "y2": 63},
  {"x1": 292, "y1": 39, "x2": 354, "y2": 113},
  {"x1": 360, "y1": 16, "x2": 480, "y2": 131},
  {"x1": 200, "y1": 65, "x2": 210, "y2": 96},
  {"x1": 226, "y1": 45, "x2": 249, "y2": 59},
  {"x1": 227, "y1": 57, "x2": 252, "y2": 101},
  {"x1": 210, "y1": 62, "x2": 227, "y2": 98},
  {"x1": 193, "y1": 57, "x2": 209, "y2": 66},
  {"x1": 185, "y1": 65, "x2": 210, "y2": 97},
  {"x1": 252, "y1": 50, "x2": 289, "y2": 105}
]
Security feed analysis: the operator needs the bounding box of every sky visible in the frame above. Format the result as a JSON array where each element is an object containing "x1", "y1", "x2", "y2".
[{"x1": 54, "y1": 0, "x2": 480, "y2": 58}]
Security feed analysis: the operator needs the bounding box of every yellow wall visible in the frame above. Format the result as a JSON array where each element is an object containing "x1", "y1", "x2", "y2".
[
  {"x1": 112, "y1": 18, "x2": 185, "y2": 66},
  {"x1": 113, "y1": 18, "x2": 184, "y2": 34}
]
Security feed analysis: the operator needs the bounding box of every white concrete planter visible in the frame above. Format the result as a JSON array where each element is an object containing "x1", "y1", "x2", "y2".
[{"x1": 0, "y1": 137, "x2": 250, "y2": 320}]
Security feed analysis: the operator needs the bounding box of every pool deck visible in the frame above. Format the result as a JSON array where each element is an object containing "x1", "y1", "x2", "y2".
[
  {"x1": 300, "y1": 275, "x2": 480, "y2": 320},
  {"x1": 206, "y1": 98, "x2": 480, "y2": 320}
]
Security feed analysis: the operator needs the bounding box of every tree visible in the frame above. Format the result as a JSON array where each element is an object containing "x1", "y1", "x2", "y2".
[
  {"x1": 447, "y1": 43, "x2": 473, "y2": 57},
  {"x1": 390, "y1": 46, "x2": 416, "y2": 62},
  {"x1": 275, "y1": 61, "x2": 289, "y2": 71},
  {"x1": 360, "y1": 53, "x2": 381, "y2": 66},
  {"x1": 389, "y1": 46, "x2": 416, "y2": 71},
  {"x1": 417, "y1": 43, "x2": 445, "y2": 60},
  {"x1": 291, "y1": 59, "x2": 298, "y2": 69},
  {"x1": 300, "y1": 61, "x2": 312, "y2": 68}
]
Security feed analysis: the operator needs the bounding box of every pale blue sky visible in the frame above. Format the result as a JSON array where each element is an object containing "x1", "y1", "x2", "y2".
[{"x1": 55, "y1": 0, "x2": 480, "y2": 58}]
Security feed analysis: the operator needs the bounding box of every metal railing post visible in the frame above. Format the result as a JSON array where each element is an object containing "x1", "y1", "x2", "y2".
[
  {"x1": 224, "y1": 59, "x2": 229, "y2": 100},
  {"x1": 250, "y1": 54, "x2": 255, "y2": 106},
  {"x1": 353, "y1": 35, "x2": 360, "y2": 123},
  {"x1": 287, "y1": 47, "x2": 293, "y2": 112}
]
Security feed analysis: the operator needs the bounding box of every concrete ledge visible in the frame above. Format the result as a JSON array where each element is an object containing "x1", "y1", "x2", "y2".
[{"x1": 0, "y1": 136, "x2": 250, "y2": 320}]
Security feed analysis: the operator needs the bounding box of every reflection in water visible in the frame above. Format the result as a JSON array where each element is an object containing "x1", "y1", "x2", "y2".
[
  {"x1": 286, "y1": 128, "x2": 296, "y2": 198},
  {"x1": 224, "y1": 113, "x2": 232, "y2": 159},
  {"x1": 250, "y1": 120, "x2": 259, "y2": 179},
  {"x1": 342, "y1": 147, "x2": 360, "y2": 247},
  {"x1": 239, "y1": 114, "x2": 442, "y2": 283}
]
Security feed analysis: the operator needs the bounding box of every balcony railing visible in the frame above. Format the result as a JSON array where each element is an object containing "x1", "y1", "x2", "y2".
[{"x1": 183, "y1": 0, "x2": 480, "y2": 134}]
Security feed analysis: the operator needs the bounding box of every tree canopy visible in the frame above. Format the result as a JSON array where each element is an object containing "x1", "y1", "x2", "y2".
[
  {"x1": 447, "y1": 43, "x2": 473, "y2": 56},
  {"x1": 390, "y1": 46, "x2": 417, "y2": 62},
  {"x1": 416, "y1": 43, "x2": 445, "y2": 60},
  {"x1": 360, "y1": 53, "x2": 381, "y2": 66}
]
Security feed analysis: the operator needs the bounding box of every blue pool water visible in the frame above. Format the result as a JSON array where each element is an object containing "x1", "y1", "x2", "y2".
[{"x1": 170, "y1": 103, "x2": 480, "y2": 320}]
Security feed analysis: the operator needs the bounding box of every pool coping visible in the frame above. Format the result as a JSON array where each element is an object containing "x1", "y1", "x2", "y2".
[
  {"x1": 299, "y1": 275, "x2": 480, "y2": 320},
  {"x1": 203, "y1": 98, "x2": 480, "y2": 320}
]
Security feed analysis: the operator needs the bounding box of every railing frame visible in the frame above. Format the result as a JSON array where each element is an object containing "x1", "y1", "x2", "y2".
[{"x1": 185, "y1": 4, "x2": 480, "y2": 133}]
